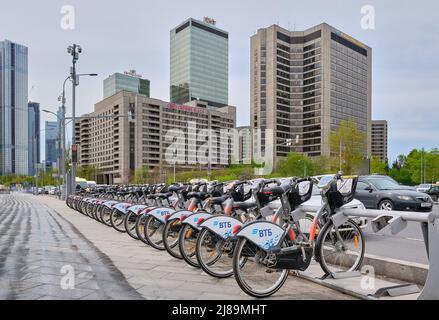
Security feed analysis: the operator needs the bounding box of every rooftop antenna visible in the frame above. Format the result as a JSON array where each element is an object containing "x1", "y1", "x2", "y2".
[{"x1": 29, "y1": 85, "x2": 35, "y2": 100}]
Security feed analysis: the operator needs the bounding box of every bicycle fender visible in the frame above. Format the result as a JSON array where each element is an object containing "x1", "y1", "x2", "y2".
[
  {"x1": 103, "y1": 200, "x2": 119, "y2": 209},
  {"x1": 113, "y1": 203, "x2": 133, "y2": 214},
  {"x1": 167, "y1": 210, "x2": 195, "y2": 222},
  {"x1": 200, "y1": 215, "x2": 243, "y2": 240},
  {"x1": 147, "y1": 207, "x2": 176, "y2": 223},
  {"x1": 182, "y1": 212, "x2": 213, "y2": 231},
  {"x1": 236, "y1": 221, "x2": 285, "y2": 250},
  {"x1": 127, "y1": 205, "x2": 148, "y2": 215}
]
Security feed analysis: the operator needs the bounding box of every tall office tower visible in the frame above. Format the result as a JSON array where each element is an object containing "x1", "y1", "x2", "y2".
[
  {"x1": 237, "y1": 126, "x2": 252, "y2": 163},
  {"x1": 28, "y1": 102, "x2": 40, "y2": 176},
  {"x1": 45, "y1": 121, "x2": 59, "y2": 168},
  {"x1": 251, "y1": 23, "x2": 372, "y2": 167},
  {"x1": 75, "y1": 91, "x2": 236, "y2": 185},
  {"x1": 103, "y1": 70, "x2": 150, "y2": 99},
  {"x1": 170, "y1": 17, "x2": 229, "y2": 107},
  {"x1": 0, "y1": 40, "x2": 29, "y2": 176},
  {"x1": 371, "y1": 120, "x2": 388, "y2": 162}
]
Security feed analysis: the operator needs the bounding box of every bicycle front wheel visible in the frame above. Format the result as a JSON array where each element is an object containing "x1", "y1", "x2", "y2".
[
  {"x1": 315, "y1": 219, "x2": 365, "y2": 276},
  {"x1": 233, "y1": 238, "x2": 289, "y2": 298}
]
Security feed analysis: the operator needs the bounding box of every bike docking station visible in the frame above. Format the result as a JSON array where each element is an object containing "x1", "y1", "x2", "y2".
[{"x1": 297, "y1": 207, "x2": 439, "y2": 300}]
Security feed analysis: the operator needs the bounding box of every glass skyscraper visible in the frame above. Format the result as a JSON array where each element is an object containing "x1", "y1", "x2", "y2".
[
  {"x1": 170, "y1": 18, "x2": 229, "y2": 107},
  {"x1": 45, "y1": 121, "x2": 59, "y2": 168},
  {"x1": 0, "y1": 40, "x2": 29, "y2": 176},
  {"x1": 28, "y1": 102, "x2": 40, "y2": 176},
  {"x1": 103, "y1": 71, "x2": 150, "y2": 99}
]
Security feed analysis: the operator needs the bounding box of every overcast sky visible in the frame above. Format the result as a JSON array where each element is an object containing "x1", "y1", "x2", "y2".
[{"x1": 1, "y1": 0, "x2": 438, "y2": 162}]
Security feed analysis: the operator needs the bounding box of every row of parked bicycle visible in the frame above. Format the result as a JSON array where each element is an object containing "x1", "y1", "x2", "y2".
[{"x1": 66, "y1": 174, "x2": 365, "y2": 298}]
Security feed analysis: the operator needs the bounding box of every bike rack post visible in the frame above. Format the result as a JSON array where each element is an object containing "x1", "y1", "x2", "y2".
[
  {"x1": 333, "y1": 207, "x2": 439, "y2": 300},
  {"x1": 419, "y1": 211, "x2": 439, "y2": 300}
]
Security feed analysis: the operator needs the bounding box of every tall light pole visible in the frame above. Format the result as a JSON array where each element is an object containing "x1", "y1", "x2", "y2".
[
  {"x1": 66, "y1": 44, "x2": 98, "y2": 195},
  {"x1": 67, "y1": 44, "x2": 81, "y2": 195},
  {"x1": 34, "y1": 136, "x2": 38, "y2": 195}
]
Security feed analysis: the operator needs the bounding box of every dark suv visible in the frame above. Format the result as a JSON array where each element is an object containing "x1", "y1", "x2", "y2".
[{"x1": 355, "y1": 176, "x2": 433, "y2": 212}]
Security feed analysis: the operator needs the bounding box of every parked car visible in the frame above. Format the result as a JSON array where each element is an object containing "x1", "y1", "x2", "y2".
[
  {"x1": 426, "y1": 185, "x2": 439, "y2": 202},
  {"x1": 355, "y1": 176, "x2": 433, "y2": 212},
  {"x1": 370, "y1": 174, "x2": 415, "y2": 190},
  {"x1": 48, "y1": 186, "x2": 56, "y2": 195},
  {"x1": 416, "y1": 184, "x2": 433, "y2": 193}
]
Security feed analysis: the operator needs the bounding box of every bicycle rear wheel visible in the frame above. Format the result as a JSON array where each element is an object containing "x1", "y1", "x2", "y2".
[
  {"x1": 196, "y1": 229, "x2": 236, "y2": 279},
  {"x1": 110, "y1": 209, "x2": 127, "y2": 233},
  {"x1": 124, "y1": 212, "x2": 139, "y2": 240},
  {"x1": 136, "y1": 214, "x2": 149, "y2": 245},
  {"x1": 315, "y1": 219, "x2": 365, "y2": 276},
  {"x1": 233, "y1": 238, "x2": 289, "y2": 298},
  {"x1": 163, "y1": 220, "x2": 183, "y2": 259},
  {"x1": 178, "y1": 224, "x2": 200, "y2": 268},
  {"x1": 144, "y1": 215, "x2": 165, "y2": 250}
]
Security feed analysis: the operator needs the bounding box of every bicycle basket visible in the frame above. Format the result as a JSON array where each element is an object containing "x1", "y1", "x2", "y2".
[
  {"x1": 288, "y1": 180, "x2": 313, "y2": 209},
  {"x1": 230, "y1": 184, "x2": 246, "y2": 202},
  {"x1": 327, "y1": 177, "x2": 358, "y2": 210}
]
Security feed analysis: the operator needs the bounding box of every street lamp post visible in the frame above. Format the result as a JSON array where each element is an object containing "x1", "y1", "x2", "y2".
[
  {"x1": 67, "y1": 44, "x2": 81, "y2": 196},
  {"x1": 66, "y1": 44, "x2": 98, "y2": 196}
]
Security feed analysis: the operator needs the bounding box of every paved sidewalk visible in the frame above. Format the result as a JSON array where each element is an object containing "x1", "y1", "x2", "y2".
[
  {"x1": 1, "y1": 193, "x2": 355, "y2": 300},
  {"x1": 0, "y1": 194, "x2": 143, "y2": 300}
]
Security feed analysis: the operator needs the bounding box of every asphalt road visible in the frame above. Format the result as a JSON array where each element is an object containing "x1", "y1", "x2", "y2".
[{"x1": 362, "y1": 204, "x2": 438, "y2": 265}]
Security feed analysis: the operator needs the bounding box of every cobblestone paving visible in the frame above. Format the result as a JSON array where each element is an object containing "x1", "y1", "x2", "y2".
[{"x1": 0, "y1": 193, "x2": 355, "y2": 300}]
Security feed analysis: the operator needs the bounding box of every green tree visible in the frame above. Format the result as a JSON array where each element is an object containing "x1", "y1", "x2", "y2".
[
  {"x1": 133, "y1": 166, "x2": 149, "y2": 184},
  {"x1": 76, "y1": 165, "x2": 99, "y2": 182},
  {"x1": 330, "y1": 120, "x2": 367, "y2": 175},
  {"x1": 370, "y1": 156, "x2": 388, "y2": 175},
  {"x1": 275, "y1": 153, "x2": 313, "y2": 178}
]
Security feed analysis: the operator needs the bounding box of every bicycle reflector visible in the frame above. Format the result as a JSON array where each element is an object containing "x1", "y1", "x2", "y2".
[{"x1": 232, "y1": 225, "x2": 242, "y2": 235}]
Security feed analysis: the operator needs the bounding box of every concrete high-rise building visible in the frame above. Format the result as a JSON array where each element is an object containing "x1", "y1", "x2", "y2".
[
  {"x1": 45, "y1": 121, "x2": 59, "y2": 168},
  {"x1": 76, "y1": 91, "x2": 236, "y2": 184},
  {"x1": 104, "y1": 70, "x2": 150, "y2": 99},
  {"x1": 250, "y1": 23, "x2": 372, "y2": 167},
  {"x1": 237, "y1": 126, "x2": 252, "y2": 164},
  {"x1": 28, "y1": 102, "x2": 40, "y2": 176},
  {"x1": 372, "y1": 120, "x2": 388, "y2": 162},
  {"x1": 0, "y1": 40, "x2": 29, "y2": 176},
  {"x1": 170, "y1": 17, "x2": 229, "y2": 107}
]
